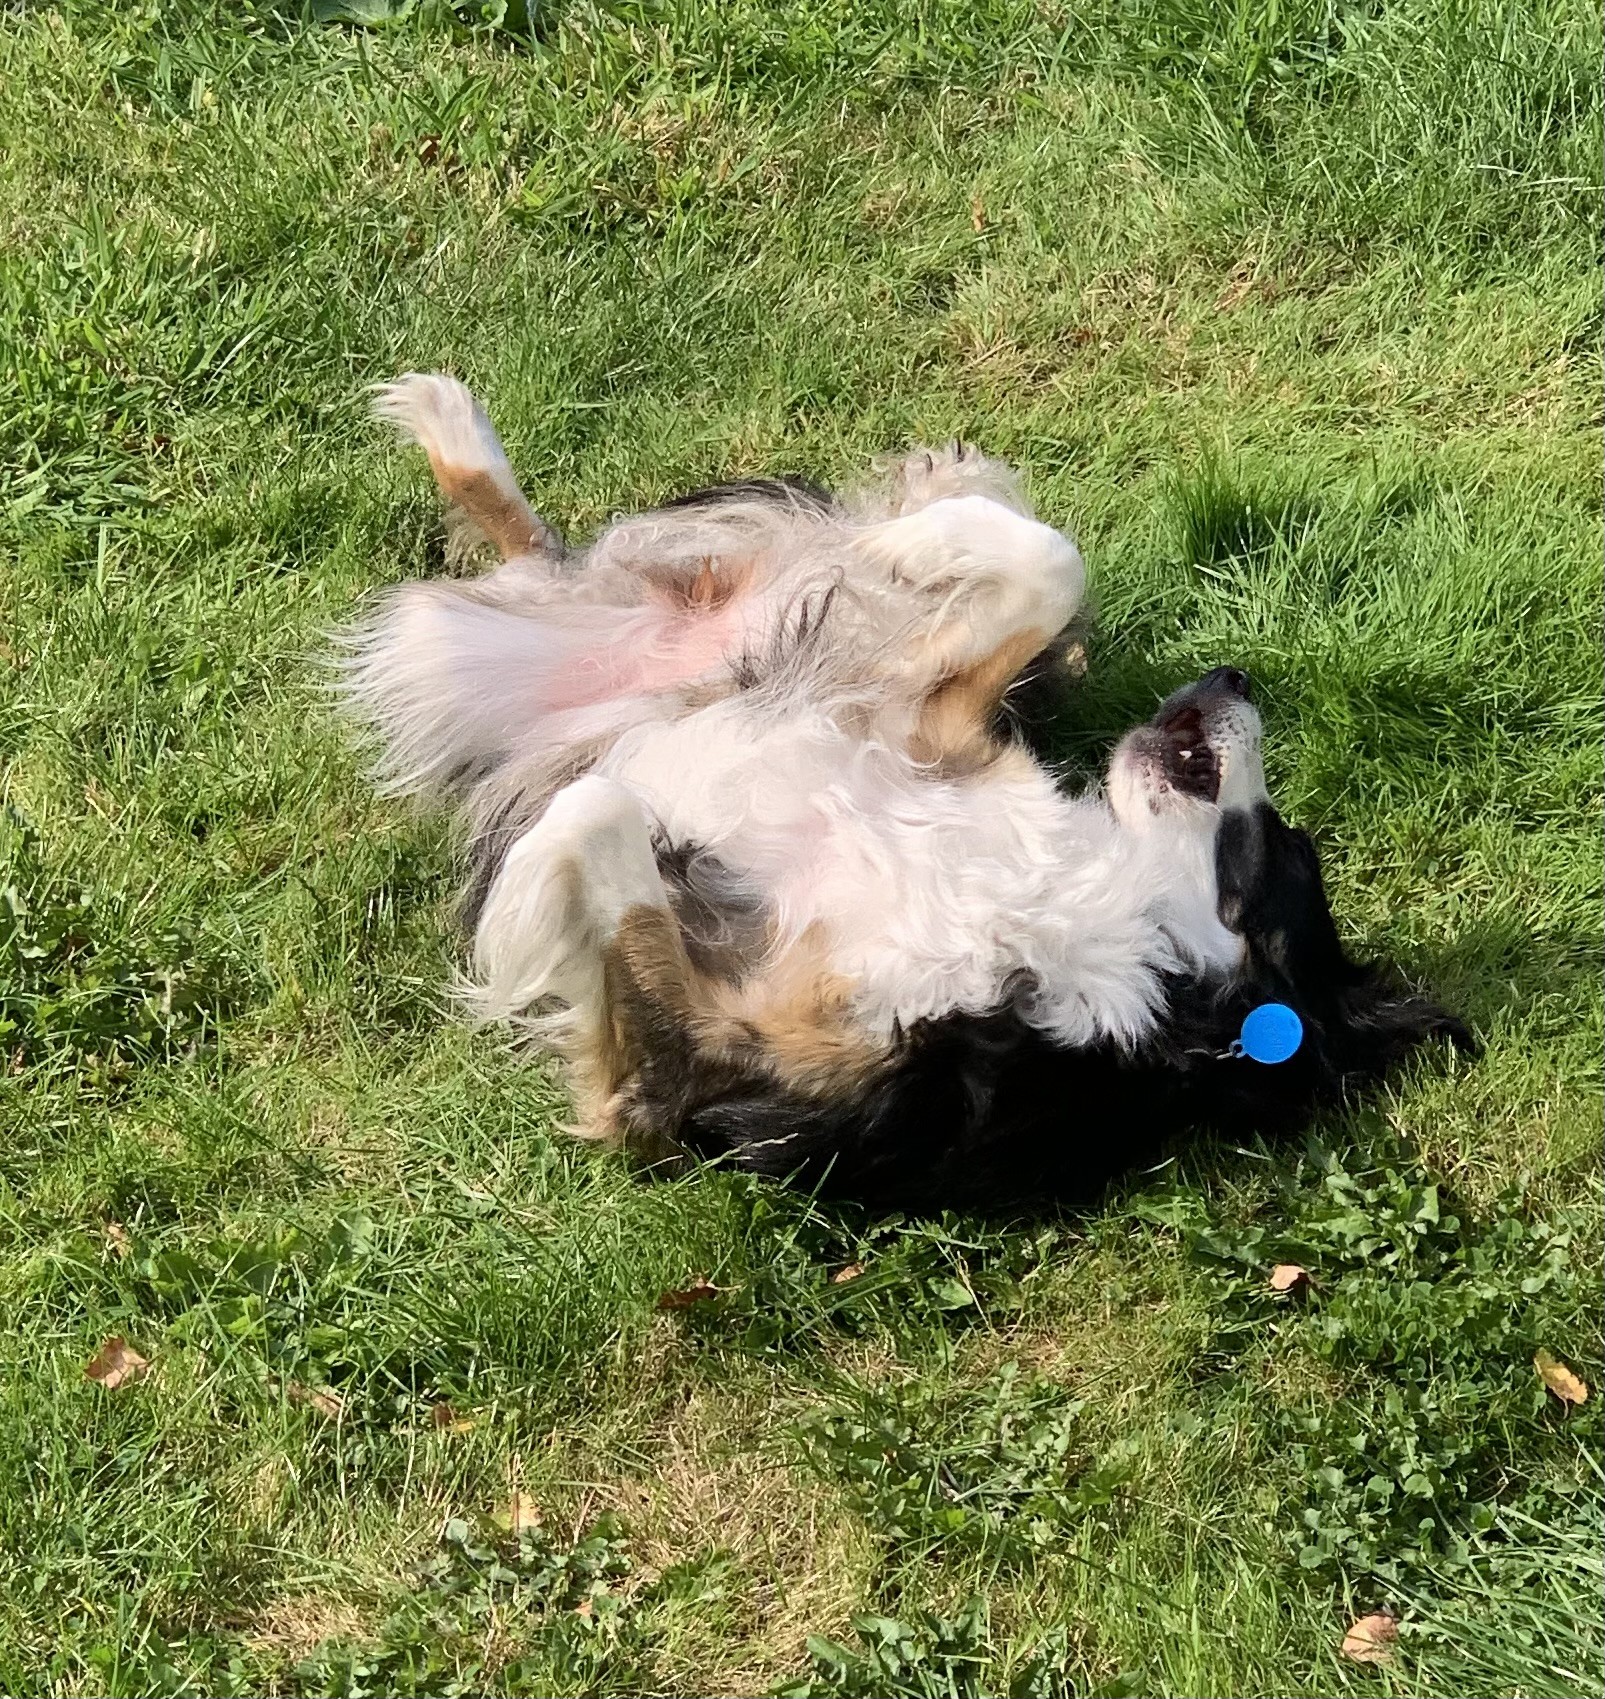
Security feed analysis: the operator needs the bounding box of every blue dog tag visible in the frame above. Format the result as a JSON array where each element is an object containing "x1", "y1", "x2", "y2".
[{"x1": 1238, "y1": 1002, "x2": 1303, "y2": 1064}]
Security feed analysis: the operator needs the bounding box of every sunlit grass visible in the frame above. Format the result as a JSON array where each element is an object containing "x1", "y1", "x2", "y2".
[{"x1": 0, "y1": 2, "x2": 1599, "y2": 1693}]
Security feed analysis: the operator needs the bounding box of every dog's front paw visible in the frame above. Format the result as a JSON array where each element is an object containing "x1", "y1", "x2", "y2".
[{"x1": 889, "y1": 442, "x2": 1030, "y2": 518}]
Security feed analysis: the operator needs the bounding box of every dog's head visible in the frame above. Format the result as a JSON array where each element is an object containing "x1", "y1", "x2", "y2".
[{"x1": 1109, "y1": 667, "x2": 1473, "y2": 1091}]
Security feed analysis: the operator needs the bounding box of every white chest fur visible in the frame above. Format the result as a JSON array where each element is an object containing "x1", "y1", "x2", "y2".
[{"x1": 599, "y1": 698, "x2": 1239, "y2": 1049}]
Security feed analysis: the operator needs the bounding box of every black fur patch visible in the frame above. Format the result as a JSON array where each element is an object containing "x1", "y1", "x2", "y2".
[
  {"x1": 658, "y1": 476, "x2": 837, "y2": 515},
  {"x1": 989, "y1": 635, "x2": 1082, "y2": 765},
  {"x1": 653, "y1": 840, "x2": 770, "y2": 984},
  {"x1": 729, "y1": 584, "x2": 839, "y2": 692}
]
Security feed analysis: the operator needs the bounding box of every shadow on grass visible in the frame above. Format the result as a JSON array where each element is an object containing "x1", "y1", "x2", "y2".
[{"x1": 1404, "y1": 915, "x2": 1602, "y2": 1035}]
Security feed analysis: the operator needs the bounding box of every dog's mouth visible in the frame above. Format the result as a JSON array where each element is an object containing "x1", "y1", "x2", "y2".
[
  {"x1": 1151, "y1": 667, "x2": 1254, "y2": 805},
  {"x1": 1109, "y1": 666, "x2": 1263, "y2": 822},
  {"x1": 1155, "y1": 701, "x2": 1222, "y2": 802}
]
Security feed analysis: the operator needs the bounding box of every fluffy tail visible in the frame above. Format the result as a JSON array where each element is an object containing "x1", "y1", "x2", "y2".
[{"x1": 372, "y1": 372, "x2": 563, "y2": 562}]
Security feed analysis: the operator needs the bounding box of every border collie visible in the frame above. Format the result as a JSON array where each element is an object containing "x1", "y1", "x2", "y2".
[{"x1": 341, "y1": 374, "x2": 1470, "y2": 1213}]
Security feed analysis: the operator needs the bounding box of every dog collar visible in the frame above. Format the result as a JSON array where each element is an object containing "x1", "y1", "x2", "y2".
[{"x1": 1233, "y1": 1002, "x2": 1304, "y2": 1064}]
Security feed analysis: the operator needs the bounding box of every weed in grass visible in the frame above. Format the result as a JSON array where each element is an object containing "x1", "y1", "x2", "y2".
[
  {"x1": 670, "y1": 1193, "x2": 1067, "y2": 1358},
  {"x1": 1138, "y1": 1136, "x2": 1602, "y2": 1589},
  {"x1": 0, "y1": 811, "x2": 232, "y2": 1079},
  {"x1": 292, "y1": 1513, "x2": 631, "y2": 1697},
  {"x1": 776, "y1": 1595, "x2": 994, "y2": 1699},
  {"x1": 778, "y1": 1596, "x2": 1135, "y2": 1699},
  {"x1": 289, "y1": 1511, "x2": 753, "y2": 1698},
  {"x1": 800, "y1": 1364, "x2": 1128, "y2": 1563}
]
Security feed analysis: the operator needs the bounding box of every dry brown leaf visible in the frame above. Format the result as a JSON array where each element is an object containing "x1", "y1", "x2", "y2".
[
  {"x1": 656, "y1": 1277, "x2": 722, "y2": 1311},
  {"x1": 574, "y1": 1597, "x2": 593, "y2": 1619},
  {"x1": 85, "y1": 1337, "x2": 149, "y2": 1389},
  {"x1": 1535, "y1": 1349, "x2": 1589, "y2": 1407},
  {"x1": 1269, "y1": 1263, "x2": 1311, "y2": 1296},
  {"x1": 492, "y1": 1491, "x2": 541, "y2": 1536},
  {"x1": 831, "y1": 1263, "x2": 866, "y2": 1284},
  {"x1": 1341, "y1": 1611, "x2": 1398, "y2": 1664},
  {"x1": 286, "y1": 1381, "x2": 344, "y2": 1420},
  {"x1": 103, "y1": 1221, "x2": 132, "y2": 1259},
  {"x1": 970, "y1": 194, "x2": 987, "y2": 233}
]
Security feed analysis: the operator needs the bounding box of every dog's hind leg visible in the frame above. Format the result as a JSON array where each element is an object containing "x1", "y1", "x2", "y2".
[
  {"x1": 471, "y1": 776, "x2": 668, "y2": 1023},
  {"x1": 468, "y1": 774, "x2": 889, "y2": 1150},
  {"x1": 468, "y1": 775, "x2": 685, "y2": 1140},
  {"x1": 373, "y1": 373, "x2": 564, "y2": 565}
]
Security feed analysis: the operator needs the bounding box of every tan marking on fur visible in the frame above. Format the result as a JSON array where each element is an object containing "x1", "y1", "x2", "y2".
[
  {"x1": 556, "y1": 904, "x2": 698, "y2": 1147},
  {"x1": 611, "y1": 903, "x2": 701, "y2": 1026},
  {"x1": 430, "y1": 462, "x2": 556, "y2": 560},
  {"x1": 619, "y1": 908, "x2": 883, "y2": 1090},
  {"x1": 687, "y1": 559, "x2": 721, "y2": 607},
  {"x1": 571, "y1": 948, "x2": 645, "y2": 1145},
  {"x1": 474, "y1": 849, "x2": 639, "y2": 1147},
  {"x1": 645, "y1": 555, "x2": 755, "y2": 613},
  {"x1": 567, "y1": 907, "x2": 889, "y2": 1148},
  {"x1": 709, "y1": 923, "x2": 886, "y2": 1095},
  {"x1": 907, "y1": 626, "x2": 1049, "y2": 775}
]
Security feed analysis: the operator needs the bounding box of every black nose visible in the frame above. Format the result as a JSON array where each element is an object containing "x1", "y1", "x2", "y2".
[{"x1": 1203, "y1": 666, "x2": 1252, "y2": 700}]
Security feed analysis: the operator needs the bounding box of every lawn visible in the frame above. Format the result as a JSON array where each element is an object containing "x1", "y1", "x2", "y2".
[{"x1": 0, "y1": 1, "x2": 1600, "y2": 1694}]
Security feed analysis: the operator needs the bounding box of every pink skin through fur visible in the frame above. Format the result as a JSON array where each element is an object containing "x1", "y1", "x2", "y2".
[{"x1": 541, "y1": 597, "x2": 756, "y2": 713}]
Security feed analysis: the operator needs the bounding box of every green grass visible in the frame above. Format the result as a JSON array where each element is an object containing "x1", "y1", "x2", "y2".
[{"x1": 1, "y1": 1, "x2": 1600, "y2": 1694}]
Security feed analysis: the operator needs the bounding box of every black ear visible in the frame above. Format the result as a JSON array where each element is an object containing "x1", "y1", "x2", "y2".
[
  {"x1": 1213, "y1": 805, "x2": 1267, "y2": 934},
  {"x1": 1340, "y1": 970, "x2": 1479, "y2": 1069},
  {"x1": 1216, "y1": 802, "x2": 1349, "y2": 982}
]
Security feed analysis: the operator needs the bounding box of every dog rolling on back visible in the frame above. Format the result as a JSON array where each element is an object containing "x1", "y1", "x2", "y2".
[{"x1": 341, "y1": 375, "x2": 1470, "y2": 1212}]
